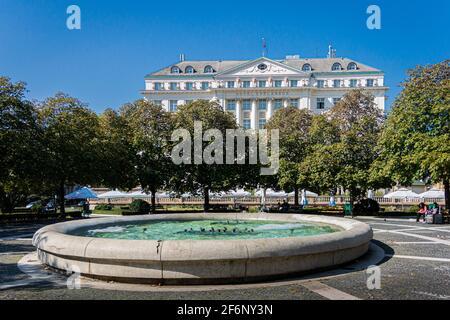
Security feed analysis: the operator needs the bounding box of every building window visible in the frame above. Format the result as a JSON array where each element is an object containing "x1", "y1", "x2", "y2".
[
  {"x1": 185, "y1": 82, "x2": 193, "y2": 90},
  {"x1": 169, "y1": 100, "x2": 178, "y2": 112},
  {"x1": 349, "y1": 79, "x2": 357, "y2": 88},
  {"x1": 201, "y1": 82, "x2": 209, "y2": 90},
  {"x1": 366, "y1": 79, "x2": 374, "y2": 87},
  {"x1": 170, "y1": 66, "x2": 181, "y2": 74},
  {"x1": 332, "y1": 63, "x2": 342, "y2": 71},
  {"x1": 290, "y1": 80, "x2": 298, "y2": 87},
  {"x1": 154, "y1": 82, "x2": 163, "y2": 91},
  {"x1": 274, "y1": 99, "x2": 283, "y2": 110},
  {"x1": 242, "y1": 81, "x2": 251, "y2": 88},
  {"x1": 347, "y1": 62, "x2": 358, "y2": 70},
  {"x1": 185, "y1": 66, "x2": 195, "y2": 74},
  {"x1": 316, "y1": 98, "x2": 325, "y2": 109},
  {"x1": 170, "y1": 82, "x2": 178, "y2": 91},
  {"x1": 184, "y1": 100, "x2": 193, "y2": 105},
  {"x1": 227, "y1": 81, "x2": 235, "y2": 88},
  {"x1": 258, "y1": 80, "x2": 266, "y2": 88},
  {"x1": 333, "y1": 80, "x2": 341, "y2": 88},
  {"x1": 289, "y1": 99, "x2": 298, "y2": 108},
  {"x1": 333, "y1": 98, "x2": 341, "y2": 105},
  {"x1": 302, "y1": 64, "x2": 312, "y2": 72},
  {"x1": 226, "y1": 100, "x2": 236, "y2": 111},
  {"x1": 259, "y1": 119, "x2": 266, "y2": 129},
  {"x1": 153, "y1": 100, "x2": 162, "y2": 106},
  {"x1": 243, "y1": 119, "x2": 251, "y2": 129},
  {"x1": 204, "y1": 65, "x2": 214, "y2": 73},
  {"x1": 317, "y1": 80, "x2": 325, "y2": 88},
  {"x1": 274, "y1": 80, "x2": 282, "y2": 87},
  {"x1": 242, "y1": 100, "x2": 251, "y2": 111},
  {"x1": 258, "y1": 100, "x2": 267, "y2": 110}
]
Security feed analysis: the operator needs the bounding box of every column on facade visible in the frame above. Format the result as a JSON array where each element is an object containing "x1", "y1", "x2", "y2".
[
  {"x1": 236, "y1": 99, "x2": 242, "y2": 126},
  {"x1": 220, "y1": 98, "x2": 225, "y2": 111},
  {"x1": 266, "y1": 98, "x2": 273, "y2": 121},
  {"x1": 251, "y1": 100, "x2": 257, "y2": 129},
  {"x1": 283, "y1": 99, "x2": 289, "y2": 108}
]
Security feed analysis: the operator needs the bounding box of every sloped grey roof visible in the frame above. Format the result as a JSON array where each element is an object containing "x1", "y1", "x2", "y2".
[{"x1": 146, "y1": 57, "x2": 381, "y2": 77}]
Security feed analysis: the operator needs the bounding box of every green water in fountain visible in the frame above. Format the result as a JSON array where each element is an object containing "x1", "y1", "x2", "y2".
[{"x1": 74, "y1": 219, "x2": 340, "y2": 240}]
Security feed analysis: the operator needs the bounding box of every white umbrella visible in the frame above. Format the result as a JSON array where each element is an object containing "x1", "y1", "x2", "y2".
[
  {"x1": 383, "y1": 188, "x2": 420, "y2": 199},
  {"x1": 419, "y1": 189, "x2": 445, "y2": 199},
  {"x1": 258, "y1": 189, "x2": 286, "y2": 197},
  {"x1": 129, "y1": 190, "x2": 150, "y2": 198},
  {"x1": 288, "y1": 190, "x2": 318, "y2": 197},
  {"x1": 97, "y1": 190, "x2": 129, "y2": 199},
  {"x1": 228, "y1": 189, "x2": 251, "y2": 197}
]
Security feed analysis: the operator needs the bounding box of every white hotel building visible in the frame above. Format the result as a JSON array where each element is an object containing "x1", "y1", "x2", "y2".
[{"x1": 141, "y1": 52, "x2": 388, "y2": 129}]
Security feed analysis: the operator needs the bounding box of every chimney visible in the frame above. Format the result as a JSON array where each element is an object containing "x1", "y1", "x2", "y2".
[{"x1": 179, "y1": 53, "x2": 185, "y2": 62}]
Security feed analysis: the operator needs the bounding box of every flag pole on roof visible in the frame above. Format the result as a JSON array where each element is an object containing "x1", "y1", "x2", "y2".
[{"x1": 262, "y1": 38, "x2": 267, "y2": 57}]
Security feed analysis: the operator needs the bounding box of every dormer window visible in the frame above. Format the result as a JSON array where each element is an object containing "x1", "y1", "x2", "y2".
[
  {"x1": 185, "y1": 66, "x2": 195, "y2": 74},
  {"x1": 204, "y1": 65, "x2": 214, "y2": 73},
  {"x1": 347, "y1": 62, "x2": 358, "y2": 70},
  {"x1": 332, "y1": 63, "x2": 342, "y2": 71},
  {"x1": 170, "y1": 66, "x2": 181, "y2": 74},
  {"x1": 302, "y1": 64, "x2": 312, "y2": 72}
]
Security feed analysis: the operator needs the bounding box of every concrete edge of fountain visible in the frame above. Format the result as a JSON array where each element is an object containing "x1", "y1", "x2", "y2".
[{"x1": 32, "y1": 213, "x2": 373, "y2": 285}]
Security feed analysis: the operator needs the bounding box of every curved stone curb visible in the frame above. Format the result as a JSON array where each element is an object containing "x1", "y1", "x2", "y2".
[{"x1": 32, "y1": 213, "x2": 373, "y2": 284}]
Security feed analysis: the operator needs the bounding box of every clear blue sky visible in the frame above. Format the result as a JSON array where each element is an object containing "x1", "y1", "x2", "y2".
[{"x1": 1, "y1": 0, "x2": 448, "y2": 113}]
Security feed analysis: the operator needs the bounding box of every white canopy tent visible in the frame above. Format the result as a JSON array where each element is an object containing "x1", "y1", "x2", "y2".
[
  {"x1": 97, "y1": 190, "x2": 129, "y2": 199},
  {"x1": 383, "y1": 188, "x2": 420, "y2": 199},
  {"x1": 256, "y1": 189, "x2": 287, "y2": 197},
  {"x1": 419, "y1": 189, "x2": 445, "y2": 199}
]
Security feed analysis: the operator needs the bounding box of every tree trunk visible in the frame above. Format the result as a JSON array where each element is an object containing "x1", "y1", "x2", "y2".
[
  {"x1": 204, "y1": 187, "x2": 210, "y2": 212},
  {"x1": 349, "y1": 190, "x2": 355, "y2": 218},
  {"x1": 58, "y1": 181, "x2": 65, "y2": 216},
  {"x1": 0, "y1": 190, "x2": 15, "y2": 213},
  {"x1": 151, "y1": 187, "x2": 156, "y2": 214},
  {"x1": 294, "y1": 187, "x2": 299, "y2": 206},
  {"x1": 444, "y1": 179, "x2": 450, "y2": 211}
]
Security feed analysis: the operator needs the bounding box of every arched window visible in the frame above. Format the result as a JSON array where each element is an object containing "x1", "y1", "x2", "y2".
[
  {"x1": 332, "y1": 63, "x2": 342, "y2": 71},
  {"x1": 185, "y1": 66, "x2": 195, "y2": 74},
  {"x1": 302, "y1": 64, "x2": 312, "y2": 72},
  {"x1": 170, "y1": 66, "x2": 181, "y2": 74},
  {"x1": 347, "y1": 62, "x2": 358, "y2": 70},
  {"x1": 204, "y1": 65, "x2": 214, "y2": 73}
]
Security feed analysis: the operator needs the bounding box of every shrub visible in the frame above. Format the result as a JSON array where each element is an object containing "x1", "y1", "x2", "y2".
[
  {"x1": 129, "y1": 199, "x2": 150, "y2": 214},
  {"x1": 95, "y1": 204, "x2": 112, "y2": 211},
  {"x1": 353, "y1": 198, "x2": 380, "y2": 216}
]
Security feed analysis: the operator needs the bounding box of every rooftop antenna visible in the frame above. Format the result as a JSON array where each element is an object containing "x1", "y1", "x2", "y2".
[
  {"x1": 327, "y1": 44, "x2": 336, "y2": 58},
  {"x1": 179, "y1": 53, "x2": 185, "y2": 62},
  {"x1": 262, "y1": 38, "x2": 267, "y2": 57}
]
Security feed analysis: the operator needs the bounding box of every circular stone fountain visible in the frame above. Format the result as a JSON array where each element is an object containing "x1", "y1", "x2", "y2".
[{"x1": 32, "y1": 213, "x2": 372, "y2": 284}]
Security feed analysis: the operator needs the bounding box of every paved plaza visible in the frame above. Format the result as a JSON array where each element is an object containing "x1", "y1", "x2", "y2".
[{"x1": 1, "y1": 216, "x2": 449, "y2": 300}]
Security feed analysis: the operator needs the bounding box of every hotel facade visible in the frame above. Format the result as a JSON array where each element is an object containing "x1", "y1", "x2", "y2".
[{"x1": 141, "y1": 52, "x2": 388, "y2": 129}]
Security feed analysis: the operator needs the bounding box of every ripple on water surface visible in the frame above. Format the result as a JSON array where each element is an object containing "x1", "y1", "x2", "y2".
[{"x1": 72, "y1": 219, "x2": 340, "y2": 240}]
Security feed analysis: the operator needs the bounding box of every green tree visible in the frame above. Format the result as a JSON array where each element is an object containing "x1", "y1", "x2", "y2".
[
  {"x1": 304, "y1": 89, "x2": 384, "y2": 211},
  {"x1": 120, "y1": 100, "x2": 173, "y2": 213},
  {"x1": 265, "y1": 107, "x2": 313, "y2": 205},
  {"x1": 170, "y1": 100, "x2": 248, "y2": 211},
  {"x1": 38, "y1": 93, "x2": 101, "y2": 215},
  {"x1": 98, "y1": 108, "x2": 137, "y2": 191},
  {"x1": 0, "y1": 77, "x2": 41, "y2": 212},
  {"x1": 376, "y1": 60, "x2": 450, "y2": 209}
]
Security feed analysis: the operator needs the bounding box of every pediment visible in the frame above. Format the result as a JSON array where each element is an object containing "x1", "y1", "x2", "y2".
[{"x1": 217, "y1": 57, "x2": 305, "y2": 77}]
